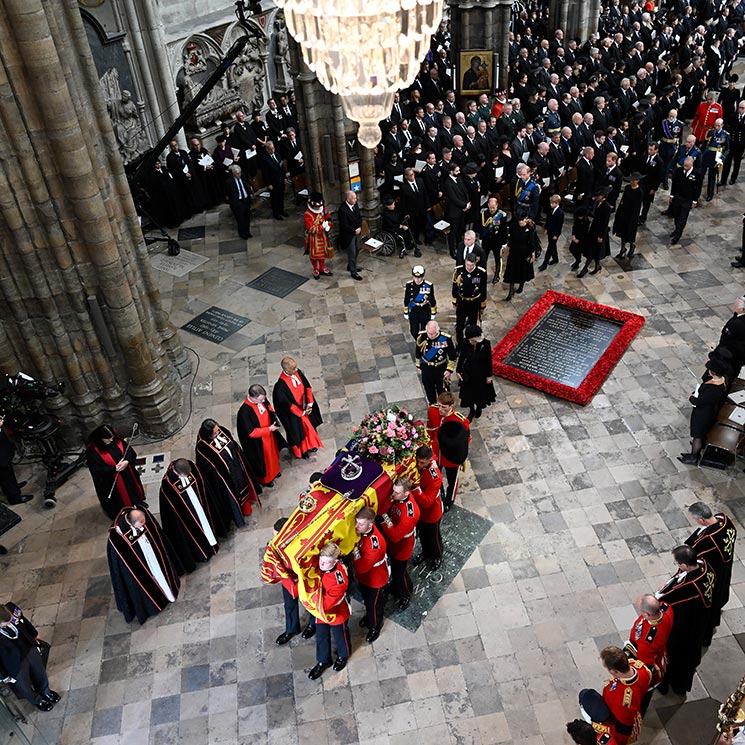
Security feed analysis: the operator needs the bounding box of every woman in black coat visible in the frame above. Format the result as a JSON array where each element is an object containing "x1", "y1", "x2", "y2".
[
  {"x1": 503, "y1": 216, "x2": 538, "y2": 301},
  {"x1": 679, "y1": 359, "x2": 729, "y2": 465},
  {"x1": 613, "y1": 172, "x2": 644, "y2": 259},
  {"x1": 456, "y1": 325, "x2": 496, "y2": 421},
  {"x1": 578, "y1": 186, "x2": 612, "y2": 278}
]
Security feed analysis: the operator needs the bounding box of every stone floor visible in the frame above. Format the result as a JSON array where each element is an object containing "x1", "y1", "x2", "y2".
[{"x1": 2, "y1": 175, "x2": 745, "y2": 745}]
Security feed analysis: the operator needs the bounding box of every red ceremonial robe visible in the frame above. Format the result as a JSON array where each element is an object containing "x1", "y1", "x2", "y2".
[
  {"x1": 158, "y1": 461, "x2": 219, "y2": 572},
  {"x1": 272, "y1": 369, "x2": 324, "y2": 458},
  {"x1": 107, "y1": 506, "x2": 181, "y2": 624},
  {"x1": 195, "y1": 425, "x2": 261, "y2": 528},
  {"x1": 86, "y1": 438, "x2": 145, "y2": 520},
  {"x1": 236, "y1": 398, "x2": 287, "y2": 484}
]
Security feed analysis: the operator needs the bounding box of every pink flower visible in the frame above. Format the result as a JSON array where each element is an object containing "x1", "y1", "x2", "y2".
[
  {"x1": 369, "y1": 445, "x2": 379, "y2": 454},
  {"x1": 404, "y1": 440, "x2": 411, "y2": 447},
  {"x1": 375, "y1": 426, "x2": 382, "y2": 433}
]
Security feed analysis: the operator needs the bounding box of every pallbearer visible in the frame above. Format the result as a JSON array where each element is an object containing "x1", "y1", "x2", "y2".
[
  {"x1": 158, "y1": 459, "x2": 218, "y2": 572},
  {"x1": 107, "y1": 506, "x2": 181, "y2": 624}
]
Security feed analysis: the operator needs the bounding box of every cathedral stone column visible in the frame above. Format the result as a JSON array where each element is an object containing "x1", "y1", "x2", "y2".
[{"x1": 0, "y1": 0, "x2": 187, "y2": 436}]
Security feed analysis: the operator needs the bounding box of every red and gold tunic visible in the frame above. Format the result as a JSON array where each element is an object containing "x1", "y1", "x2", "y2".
[
  {"x1": 353, "y1": 525, "x2": 389, "y2": 588},
  {"x1": 304, "y1": 208, "x2": 332, "y2": 260},
  {"x1": 381, "y1": 495, "x2": 420, "y2": 560},
  {"x1": 320, "y1": 559, "x2": 350, "y2": 625},
  {"x1": 412, "y1": 460, "x2": 444, "y2": 523},
  {"x1": 426, "y1": 405, "x2": 471, "y2": 468},
  {"x1": 624, "y1": 603, "x2": 674, "y2": 687},
  {"x1": 602, "y1": 661, "x2": 652, "y2": 745},
  {"x1": 692, "y1": 102, "x2": 723, "y2": 142}
]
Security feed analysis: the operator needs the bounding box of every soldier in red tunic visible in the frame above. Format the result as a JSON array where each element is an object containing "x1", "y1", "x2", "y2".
[
  {"x1": 308, "y1": 542, "x2": 351, "y2": 680},
  {"x1": 426, "y1": 391, "x2": 470, "y2": 510},
  {"x1": 353, "y1": 506, "x2": 389, "y2": 643},
  {"x1": 304, "y1": 192, "x2": 334, "y2": 279},
  {"x1": 411, "y1": 445, "x2": 444, "y2": 570},
  {"x1": 380, "y1": 479, "x2": 420, "y2": 609},
  {"x1": 579, "y1": 646, "x2": 652, "y2": 745},
  {"x1": 236, "y1": 384, "x2": 287, "y2": 487},
  {"x1": 684, "y1": 502, "x2": 737, "y2": 646},
  {"x1": 655, "y1": 545, "x2": 716, "y2": 695},
  {"x1": 272, "y1": 357, "x2": 324, "y2": 460},
  {"x1": 624, "y1": 594, "x2": 674, "y2": 713},
  {"x1": 692, "y1": 92, "x2": 724, "y2": 143}
]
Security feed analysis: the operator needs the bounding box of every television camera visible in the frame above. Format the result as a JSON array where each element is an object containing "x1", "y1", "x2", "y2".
[{"x1": 0, "y1": 373, "x2": 86, "y2": 509}]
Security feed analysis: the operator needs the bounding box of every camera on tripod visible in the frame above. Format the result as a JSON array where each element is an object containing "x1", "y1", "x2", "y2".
[{"x1": 0, "y1": 372, "x2": 85, "y2": 508}]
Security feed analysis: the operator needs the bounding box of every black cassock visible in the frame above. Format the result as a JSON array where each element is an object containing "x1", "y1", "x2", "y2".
[
  {"x1": 456, "y1": 339, "x2": 497, "y2": 411},
  {"x1": 144, "y1": 166, "x2": 185, "y2": 228},
  {"x1": 107, "y1": 506, "x2": 182, "y2": 625},
  {"x1": 685, "y1": 514, "x2": 737, "y2": 645},
  {"x1": 236, "y1": 400, "x2": 287, "y2": 483},
  {"x1": 656, "y1": 559, "x2": 715, "y2": 694},
  {"x1": 158, "y1": 461, "x2": 219, "y2": 572},
  {"x1": 86, "y1": 439, "x2": 146, "y2": 520},
  {"x1": 195, "y1": 425, "x2": 261, "y2": 532}
]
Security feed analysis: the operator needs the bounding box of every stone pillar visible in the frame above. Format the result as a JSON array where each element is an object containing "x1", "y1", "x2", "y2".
[
  {"x1": 557, "y1": 0, "x2": 601, "y2": 42},
  {"x1": 0, "y1": 0, "x2": 187, "y2": 436}
]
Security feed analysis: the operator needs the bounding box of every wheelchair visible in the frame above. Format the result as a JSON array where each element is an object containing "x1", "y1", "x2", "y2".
[{"x1": 370, "y1": 223, "x2": 415, "y2": 258}]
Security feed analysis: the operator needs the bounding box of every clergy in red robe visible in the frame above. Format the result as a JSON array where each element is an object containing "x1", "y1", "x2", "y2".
[
  {"x1": 195, "y1": 418, "x2": 261, "y2": 529},
  {"x1": 158, "y1": 459, "x2": 219, "y2": 572},
  {"x1": 237, "y1": 384, "x2": 287, "y2": 487},
  {"x1": 107, "y1": 506, "x2": 181, "y2": 625},
  {"x1": 272, "y1": 357, "x2": 323, "y2": 459},
  {"x1": 86, "y1": 424, "x2": 146, "y2": 520}
]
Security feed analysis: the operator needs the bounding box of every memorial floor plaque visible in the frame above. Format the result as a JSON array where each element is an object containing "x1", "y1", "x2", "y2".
[
  {"x1": 177, "y1": 226, "x2": 206, "y2": 242},
  {"x1": 151, "y1": 249, "x2": 209, "y2": 277},
  {"x1": 350, "y1": 504, "x2": 493, "y2": 633},
  {"x1": 492, "y1": 290, "x2": 645, "y2": 405},
  {"x1": 247, "y1": 267, "x2": 308, "y2": 298},
  {"x1": 181, "y1": 306, "x2": 249, "y2": 344}
]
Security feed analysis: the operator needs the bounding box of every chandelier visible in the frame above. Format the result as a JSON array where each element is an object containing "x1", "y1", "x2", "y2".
[{"x1": 276, "y1": 0, "x2": 444, "y2": 148}]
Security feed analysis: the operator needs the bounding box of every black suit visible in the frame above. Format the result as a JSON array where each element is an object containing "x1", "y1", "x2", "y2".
[
  {"x1": 400, "y1": 177, "x2": 428, "y2": 242},
  {"x1": 279, "y1": 137, "x2": 304, "y2": 176},
  {"x1": 165, "y1": 149, "x2": 195, "y2": 215},
  {"x1": 260, "y1": 151, "x2": 286, "y2": 218},
  {"x1": 670, "y1": 167, "x2": 702, "y2": 241},
  {"x1": 639, "y1": 154, "x2": 665, "y2": 222},
  {"x1": 265, "y1": 109, "x2": 286, "y2": 141},
  {"x1": 541, "y1": 205, "x2": 565, "y2": 267},
  {"x1": 722, "y1": 115, "x2": 745, "y2": 183},
  {"x1": 719, "y1": 313, "x2": 745, "y2": 370},
  {"x1": 445, "y1": 175, "x2": 469, "y2": 256},
  {"x1": 574, "y1": 158, "x2": 595, "y2": 205},
  {"x1": 225, "y1": 175, "x2": 253, "y2": 239},
  {"x1": 338, "y1": 200, "x2": 363, "y2": 276},
  {"x1": 230, "y1": 122, "x2": 257, "y2": 174}
]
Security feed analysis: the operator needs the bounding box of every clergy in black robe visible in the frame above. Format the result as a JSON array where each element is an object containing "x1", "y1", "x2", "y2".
[
  {"x1": 655, "y1": 546, "x2": 715, "y2": 695},
  {"x1": 143, "y1": 160, "x2": 184, "y2": 228},
  {"x1": 272, "y1": 357, "x2": 324, "y2": 459},
  {"x1": 107, "y1": 506, "x2": 181, "y2": 625},
  {"x1": 158, "y1": 459, "x2": 219, "y2": 572},
  {"x1": 195, "y1": 419, "x2": 261, "y2": 529},
  {"x1": 86, "y1": 424, "x2": 146, "y2": 520},
  {"x1": 237, "y1": 384, "x2": 287, "y2": 487},
  {"x1": 165, "y1": 140, "x2": 195, "y2": 217},
  {"x1": 0, "y1": 604, "x2": 58, "y2": 710},
  {"x1": 455, "y1": 325, "x2": 496, "y2": 421},
  {"x1": 685, "y1": 503, "x2": 737, "y2": 646}
]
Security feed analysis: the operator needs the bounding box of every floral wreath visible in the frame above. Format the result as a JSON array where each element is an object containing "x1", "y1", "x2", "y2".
[{"x1": 353, "y1": 405, "x2": 428, "y2": 465}]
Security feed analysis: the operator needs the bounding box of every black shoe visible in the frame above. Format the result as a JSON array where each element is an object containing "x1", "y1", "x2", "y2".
[
  {"x1": 414, "y1": 248, "x2": 422, "y2": 257},
  {"x1": 313, "y1": 274, "x2": 320, "y2": 280},
  {"x1": 397, "y1": 597, "x2": 411, "y2": 610},
  {"x1": 589, "y1": 264, "x2": 602, "y2": 275},
  {"x1": 638, "y1": 218, "x2": 645, "y2": 225},
  {"x1": 430, "y1": 558, "x2": 442, "y2": 571},
  {"x1": 8, "y1": 494, "x2": 33, "y2": 505},
  {"x1": 570, "y1": 260, "x2": 580, "y2": 271},
  {"x1": 660, "y1": 211, "x2": 672, "y2": 217},
  {"x1": 616, "y1": 245, "x2": 627, "y2": 258},
  {"x1": 301, "y1": 623, "x2": 316, "y2": 639},
  {"x1": 442, "y1": 502, "x2": 452, "y2": 513},
  {"x1": 35, "y1": 699, "x2": 54, "y2": 712},
  {"x1": 491, "y1": 274, "x2": 499, "y2": 284},
  {"x1": 333, "y1": 657, "x2": 348, "y2": 672},
  {"x1": 17, "y1": 481, "x2": 27, "y2": 489},
  {"x1": 247, "y1": 232, "x2": 254, "y2": 238},
  {"x1": 399, "y1": 248, "x2": 406, "y2": 258},
  {"x1": 730, "y1": 178, "x2": 737, "y2": 185},
  {"x1": 359, "y1": 617, "x2": 369, "y2": 628},
  {"x1": 706, "y1": 195, "x2": 713, "y2": 201},
  {"x1": 44, "y1": 691, "x2": 61, "y2": 705},
  {"x1": 670, "y1": 235, "x2": 680, "y2": 245},
  {"x1": 548, "y1": 259, "x2": 558, "y2": 265},
  {"x1": 577, "y1": 266, "x2": 589, "y2": 278},
  {"x1": 282, "y1": 212, "x2": 289, "y2": 217},
  {"x1": 503, "y1": 293, "x2": 513, "y2": 302},
  {"x1": 351, "y1": 273, "x2": 363, "y2": 281},
  {"x1": 538, "y1": 263, "x2": 548, "y2": 272},
  {"x1": 274, "y1": 215, "x2": 284, "y2": 220},
  {"x1": 627, "y1": 244, "x2": 635, "y2": 259},
  {"x1": 275, "y1": 632, "x2": 295, "y2": 645},
  {"x1": 265, "y1": 480, "x2": 276, "y2": 487},
  {"x1": 732, "y1": 260, "x2": 745, "y2": 268},
  {"x1": 515, "y1": 284, "x2": 524, "y2": 294},
  {"x1": 366, "y1": 626, "x2": 382, "y2": 643},
  {"x1": 309, "y1": 448, "x2": 318, "y2": 453},
  {"x1": 411, "y1": 553, "x2": 425, "y2": 567},
  {"x1": 308, "y1": 662, "x2": 331, "y2": 680},
  {"x1": 677, "y1": 453, "x2": 699, "y2": 465},
  {"x1": 321, "y1": 269, "x2": 333, "y2": 276}
]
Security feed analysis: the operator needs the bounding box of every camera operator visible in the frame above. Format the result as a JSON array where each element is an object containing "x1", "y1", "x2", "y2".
[{"x1": 0, "y1": 415, "x2": 32, "y2": 505}]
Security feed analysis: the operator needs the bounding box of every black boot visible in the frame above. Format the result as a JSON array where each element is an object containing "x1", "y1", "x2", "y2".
[
  {"x1": 589, "y1": 262, "x2": 602, "y2": 275},
  {"x1": 515, "y1": 283, "x2": 524, "y2": 294},
  {"x1": 627, "y1": 243, "x2": 635, "y2": 259},
  {"x1": 504, "y1": 284, "x2": 514, "y2": 301},
  {"x1": 616, "y1": 243, "x2": 627, "y2": 258},
  {"x1": 491, "y1": 271, "x2": 499, "y2": 284},
  {"x1": 577, "y1": 262, "x2": 589, "y2": 278}
]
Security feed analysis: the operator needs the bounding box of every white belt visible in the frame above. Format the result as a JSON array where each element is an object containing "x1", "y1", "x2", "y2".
[
  {"x1": 403, "y1": 530, "x2": 416, "y2": 539},
  {"x1": 372, "y1": 558, "x2": 387, "y2": 567}
]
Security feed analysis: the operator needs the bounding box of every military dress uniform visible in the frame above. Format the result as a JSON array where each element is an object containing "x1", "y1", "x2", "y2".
[
  {"x1": 659, "y1": 118, "x2": 684, "y2": 187},
  {"x1": 352, "y1": 525, "x2": 389, "y2": 640},
  {"x1": 403, "y1": 280, "x2": 437, "y2": 340},
  {"x1": 624, "y1": 604, "x2": 675, "y2": 690},
  {"x1": 412, "y1": 458, "x2": 444, "y2": 569},
  {"x1": 722, "y1": 113, "x2": 745, "y2": 184},
  {"x1": 415, "y1": 329, "x2": 457, "y2": 404},
  {"x1": 600, "y1": 661, "x2": 652, "y2": 745},
  {"x1": 380, "y1": 492, "x2": 420, "y2": 608},
  {"x1": 452, "y1": 263, "x2": 487, "y2": 349},
  {"x1": 309, "y1": 558, "x2": 351, "y2": 679},
  {"x1": 427, "y1": 404, "x2": 471, "y2": 511},
  {"x1": 702, "y1": 127, "x2": 731, "y2": 200}
]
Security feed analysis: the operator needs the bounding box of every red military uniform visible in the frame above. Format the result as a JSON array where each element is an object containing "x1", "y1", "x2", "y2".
[
  {"x1": 320, "y1": 560, "x2": 350, "y2": 624},
  {"x1": 353, "y1": 526, "x2": 389, "y2": 588},
  {"x1": 602, "y1": 660, "x2": 652, "y2": 745},
  {"x1": 692, "y1": 101, "x2": 723, "y2": 142},
  {"x1": 412, "y1": 459, "x2": 444, "y2": 565},
  {"x1": 381, "y1": 495, "x2": 420, "y2": 561},
  {"x1": 426, "y1": 404, "x2": 471, "y2": 469},
  {"x1": 624, "y1": 603, "x2": 674, "y2": 687}
]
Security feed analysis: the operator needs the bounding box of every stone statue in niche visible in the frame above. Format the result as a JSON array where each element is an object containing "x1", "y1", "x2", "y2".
[
  {"x1": 100, "y1": 68, "x2": 148, "y2": 164},
  {"x1": 177, "y1": 40, "x2": 242, "y2": 131},
  {"x1": 229, "y1": 41, "x2": 267, "y2": 113},
  {"x1": 273, "y1": 15, "x2": 292, "y2": 94}
]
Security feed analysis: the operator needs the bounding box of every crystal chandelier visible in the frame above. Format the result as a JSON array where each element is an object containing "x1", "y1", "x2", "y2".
[{"x1": 276, "y1": 0, "x2": 444, "y2": 148}]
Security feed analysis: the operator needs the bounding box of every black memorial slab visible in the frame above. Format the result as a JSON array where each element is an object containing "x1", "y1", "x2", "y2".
[
  {"x1": 503, "y1": 304, "x2": 623, "y2": 388},
  {"x1": 350, "y1": 505, "x2": 492, "y2": 633},
  {"x1": 177, "y1": 226, "x2": 206, "y2": 242},
  {"x1": 181, "y1": 306, "x2": 249, "y2": 344},
  {"x1": 247, "y1": 268, "x2": 308, "y2": 298}
]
